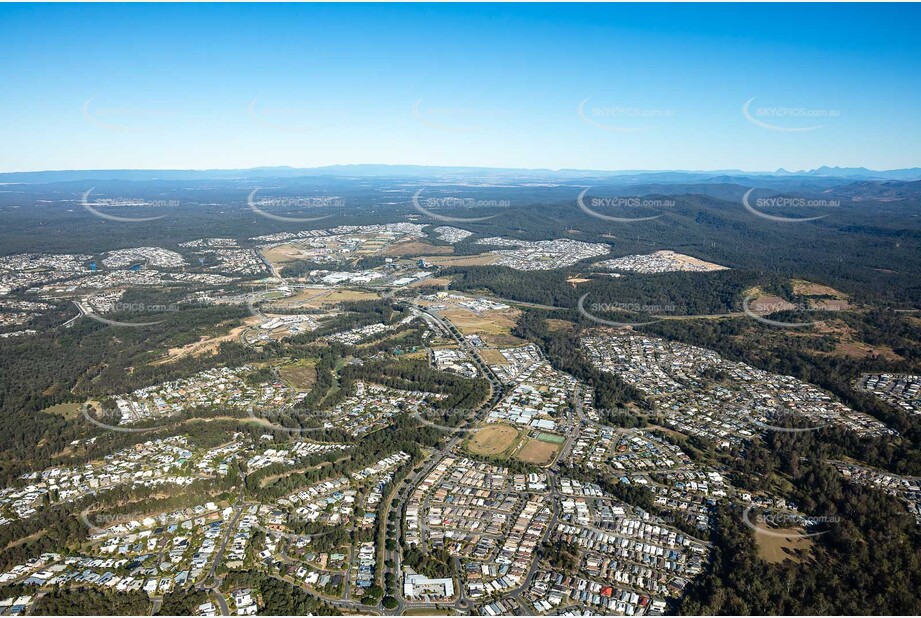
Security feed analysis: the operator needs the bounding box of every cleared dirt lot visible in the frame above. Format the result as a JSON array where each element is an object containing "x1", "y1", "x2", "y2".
[
  {"x1": 278, "y1": 287, "x2": 379, "y2": 309},
  {"x1": 440, "y1": 307, "x2": 521, "y2": 336},
  {"x1": 409, "y1": 276, "x2": 452, "y2": 289},
  {"x1": 479, "y1": 349, "x2": 511, "y2": 365},
  {"x1": 754, "y1": 527, "x2": 814, "y2": 563},
  {"x1": 154, "y1": 317, "x2": 260, "y2": 365},
  {"x1": 749, "y1": 295, "x2": 797, "y2": 313},
  {"x1": 382, "y1": 239, "x2": 454, "y2": 256},
  {"x1": 792, "y1": 280, "x2": 847, "y2": 298},
  {"x1": 261, "y1": 244, "x2": 305, "y2": 266},
  {"x1": 466, "y1": 424, "x2": 521, "y2": 456},
  {"x1": 809, "y1": 298, "x2": 850, "y2": 311},
  {"x1": 428, "y1": 253, "x2": 499, "y2": 267},
  {"x1": 481, "y1": 333, "x2": 529, "y2": 347}
]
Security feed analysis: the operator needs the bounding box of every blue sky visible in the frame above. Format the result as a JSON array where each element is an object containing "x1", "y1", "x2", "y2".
[{"x1": 1, "y1": 3, "x2": 918, "y2": 172}]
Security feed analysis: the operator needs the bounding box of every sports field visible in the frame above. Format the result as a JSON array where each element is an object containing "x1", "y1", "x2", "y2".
[
  {"x1": 515, "y1": 438, "x2": 561, "y2": 466},
  {"x1": 466, "y1": 424, "x2": 521, "y2": 456}
]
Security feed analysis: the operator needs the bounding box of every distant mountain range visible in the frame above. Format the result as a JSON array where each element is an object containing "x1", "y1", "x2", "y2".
[
  {"x1": 1, "y1": 164, "x2": 919, "y2": 184},
  {"x1": 773, "y1": 166, "x2": 921, "y2": 181}
]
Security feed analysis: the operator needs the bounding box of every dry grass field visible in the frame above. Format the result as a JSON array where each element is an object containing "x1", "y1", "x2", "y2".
[
  {"x1": 481, "y1": 333, "x2": 529, "y2": 347},
  {"x1": 428, "y1": 253, "x2": 499, "y2": 267},
  {"x1": 409, "y1": 276, "x2": 452, "y2": 289},
  {"x1": 278, "y1": 287, "x2": 379, "y2": 309},
  {"x1": 749, "y1": 295, "x2": 797, "y2": 313},
  {"x1": 754, "y1": 527, "x2": 814, "y2": 563},
  {"x1": 478, "y1": 349, "x2": 510, "y2": 365},
  {"x1": 515, "y1": 438, "x2": 561, "y2": 466},
  {"x1": 792, "y1": 280, "x2": 847, "y2": 298},
  {"x1": 382, "y1": 239, "x2": 454, "y2": 256},
  {"x1": 279, "y1": 361, "x2": 317, "y2": 390},
  {"x1": 261, "y1": 244, "x2": 305, "y2": 265},
  {"x1": 440, "y1": 307, "x2": 521, "y2": 336},
  {"x1": 41, "y1": 402, "x2": 82, "y2": 419},
  {"x1": 466, "y1": 424, "x2": 521, "y2": 456},
  {"x1": 545, "y1": 318, "x2": 575, "y2": 332}
]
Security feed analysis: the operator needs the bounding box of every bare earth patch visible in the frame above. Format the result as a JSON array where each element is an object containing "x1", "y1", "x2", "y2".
[
  {"x1": 479, "y1": 349, "x2": 511, "y2": 365},
  {"x1": 428, "y1": 253, "x2": 500, "y2": 267},
  {"x1": 749, "y1": 295, "x2": 797, "y2": 313},
  {"x1": 382, "y1": 239, "x2": 454, "y2": 256},
  {"x1": 154, "y1": 318, "x2": 260, "y2": 365},
  {"x1": 545, "y1": 319, "x2": 575, "y2": 332},
  {"x1": 440, "y1": 307, "x2": 521, "y2": 336},
  {"x1": 809, "y1": 298, "x2": 850, "y2": 311},
  {"x1": 261, "y1": 244, "x2": 305, "y2": 269},
  {"x1": 754, "y1": 527, "x2": 814, "y2": 564},
  {"x1": 409, "y1": 276, "x2": 452, "y2": 289},
  {"x1": 792, "y1": 280, "x2": 847, "y2": 298},
  {"x1": 280, "y1": 287, "x2": 379, "y2": 309},
  {"x1": 481, "y1": 333, "x2": 529, "y2": 347}
]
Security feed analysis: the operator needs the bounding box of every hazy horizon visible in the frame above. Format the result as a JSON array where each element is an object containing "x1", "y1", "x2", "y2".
[
  {"x1": 1, "y1": 3, "x2": 918, "y2": 172},
  {"x1": 2, "y1": 162, "x2": 919, "y2": 177}
]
